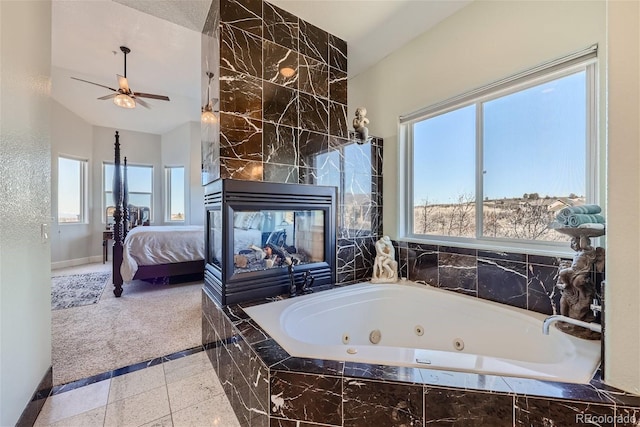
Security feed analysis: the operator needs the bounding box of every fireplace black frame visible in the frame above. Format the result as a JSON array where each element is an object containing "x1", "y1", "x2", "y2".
[{"x1": 204, "y1": 178, "x2": 337, "y2": 305}]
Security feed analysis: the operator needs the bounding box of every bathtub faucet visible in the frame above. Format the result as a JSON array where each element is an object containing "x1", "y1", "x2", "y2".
[
  {"x1": 299, "y1": 270, "x2": 314, "y2": 295},
  {"x1": 286, "y1": 258, "x2": 297, "y2": 297},
  {"x1": 542, "y1": 315, "x2": 602, "y2": 335}
]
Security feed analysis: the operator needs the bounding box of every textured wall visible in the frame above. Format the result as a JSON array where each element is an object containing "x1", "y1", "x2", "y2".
[{"x1": 0, "y1": 1, "x2": 52, "y2": 425}]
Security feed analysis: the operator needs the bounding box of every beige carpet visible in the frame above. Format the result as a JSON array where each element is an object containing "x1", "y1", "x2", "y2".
[{"x1": 52, "y1": 269, "x2": 202, "y2": 385}]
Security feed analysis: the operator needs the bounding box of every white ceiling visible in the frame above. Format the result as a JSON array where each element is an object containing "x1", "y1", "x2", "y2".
[{"x1": 51, "y1": 0, "x2": 470, "y2": 135}]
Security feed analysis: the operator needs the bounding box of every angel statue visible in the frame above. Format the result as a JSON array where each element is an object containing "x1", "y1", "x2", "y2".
[{"x1": 353, "y1": 107, "x2": 370, "y2": 143}]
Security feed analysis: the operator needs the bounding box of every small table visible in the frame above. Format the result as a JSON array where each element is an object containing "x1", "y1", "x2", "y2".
[{"x1": 102, "y1": 230, "x2": 114, "y2": 263}]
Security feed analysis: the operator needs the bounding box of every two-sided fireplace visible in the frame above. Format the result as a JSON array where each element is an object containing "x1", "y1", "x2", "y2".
[{"x1": 204, "y1": 179, "x2": 337, "y2": 305}]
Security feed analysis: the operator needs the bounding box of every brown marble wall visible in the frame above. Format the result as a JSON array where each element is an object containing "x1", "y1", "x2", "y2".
[
  {"x1": 201, "y1": 0, "x2": 348, "y2": 185},
  {"x1": 393, "y1": 241, "x2": 606, "y2": 317},
  {"x1": 202, "y1": 0, "x2": 382, "y2": 288}
]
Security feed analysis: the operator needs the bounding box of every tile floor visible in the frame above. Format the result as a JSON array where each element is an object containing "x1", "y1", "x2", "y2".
[
  {"x1": 41, "y1": 263, "x2": 241, "y2": 426},
  {"x1": 34, "y1": 350, "x2": 241, "y2": 427}
]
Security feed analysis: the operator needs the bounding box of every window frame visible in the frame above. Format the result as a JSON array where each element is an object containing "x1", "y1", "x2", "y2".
[
  {"x1": 103, "y1": 161, "x2": 154, "y2": 224},
  {"x1": 57, "y1": 155, "x2": 88, "y2": 224},
  {"x1": 399, "y1": 55, "x2": 599, "y2": 255},
  {"x1": 164, "y1": 165, "x2": 186, "y2": 223}
]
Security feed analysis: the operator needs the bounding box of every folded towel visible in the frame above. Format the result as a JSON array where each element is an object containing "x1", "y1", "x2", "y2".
[
  {"x1": 578, "y1": 223, "x2": 604, "y2": 230},
  {"x1": 556, "y1": 204, "x2": 602, "y2": 223},
  {"x1": 566, "y1": 213, "x2": 606, "y2": 227}
]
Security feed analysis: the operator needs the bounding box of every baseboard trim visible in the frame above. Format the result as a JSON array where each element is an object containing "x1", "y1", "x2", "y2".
[
  {"x1": 15, "y1": 366, "x2": 52, "y2": 427},
  {"x1": 52, "y1": 256, "x2": 104, "y2": 270}
]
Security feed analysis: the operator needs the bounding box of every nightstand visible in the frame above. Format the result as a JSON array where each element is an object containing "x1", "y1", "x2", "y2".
[{"x1": 103, "y1": 230, "x2": 114, "y2": 263}]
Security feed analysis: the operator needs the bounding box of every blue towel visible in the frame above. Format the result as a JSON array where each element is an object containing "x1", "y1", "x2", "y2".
[
  {"x1": 556, "y1": 204, "x2": 602, "y2": 225},
  {"x1": 566, "y1": 213, "x2": 606, "y2": 227}
]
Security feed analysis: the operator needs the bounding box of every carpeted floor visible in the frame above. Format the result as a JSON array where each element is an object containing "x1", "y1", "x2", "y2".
[
  {"x1": 51, "y1": 271, "x2": 111, "y2": 310},
  {"x1": 51, "y1": 264, "x2": 202, "y2": 385}
]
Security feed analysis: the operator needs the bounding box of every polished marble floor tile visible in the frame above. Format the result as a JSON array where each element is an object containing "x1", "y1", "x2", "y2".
[
  {"x1": 34, "y1": 379, "x2": 110, "y2": 426},
  {"x1": 45, "y1": 406, "x2": 106, "y2": 427},
  {"x1": 104, "y1": 385, "x2": 170, "y2": 427},
  {"x1": 163, "y1": 351, "x2": 212, "y2": 385},
  {"x1": 166, "y1": 369, "x2": 225, "y2": 413},
  {"x1": 34, "y1": 350, "x2": 240, "y2": 427},
  {"x1": 108, "y1": 364, "x2": 166, "y2": 403},
  {"x1": 171, "y1": 394, "x2": 241, "y2": 427}
]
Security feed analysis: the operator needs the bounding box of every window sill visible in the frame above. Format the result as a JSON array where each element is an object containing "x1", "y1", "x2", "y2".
[{"x1": 398, "y1": 235, "x2": 578, "y2": 259}]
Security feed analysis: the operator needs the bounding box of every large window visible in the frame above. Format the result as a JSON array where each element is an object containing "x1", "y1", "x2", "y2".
[
  {"x1": 104, "y1": 162, "x2": 153, "y2": 223},
  {"x1": 58, "y1": 156, "x2": 87, "y2": 223},
  {"x1": 402, "y1": 51, "x2": 597, "y2": 249},
  {"x1": 165, "y1": 166, "x2": 185, "y2": 222}
]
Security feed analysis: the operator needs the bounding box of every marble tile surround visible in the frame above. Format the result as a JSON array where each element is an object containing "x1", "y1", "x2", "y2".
[
  {"x1": 396, "y1": 242, "x2": 604, "y2": 317},
  {"x1": 203, "y1": 0, "x2": 349, "y2": 186},
  {"x1": 202, "y1": 288, "x2": 640, "y2": 427}
]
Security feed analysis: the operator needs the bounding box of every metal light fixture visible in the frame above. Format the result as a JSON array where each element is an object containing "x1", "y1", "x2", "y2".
[
  {"x1": 201, "y1": 71, "x2": 218, "y2": 124},
  {"x1": 114, "y1": 93, "x2": 136, "y2": 109}
]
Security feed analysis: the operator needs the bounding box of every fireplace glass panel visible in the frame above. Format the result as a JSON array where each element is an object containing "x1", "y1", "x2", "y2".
[
  {"x1": 208, "y1": 209, "x2": 222, "y2": 268},
  {"x1": 231, "y1": 209, "x2": 325, "y2": 275}
]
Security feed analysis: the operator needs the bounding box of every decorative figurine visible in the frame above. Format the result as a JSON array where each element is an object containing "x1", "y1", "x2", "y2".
[
  {"x1": 551, "y1": 221, "x2": 605, "y2": 340},
  {"x1": 353, "y1": 107, "x2": 371, "y2": 143},
  {"x1": 371, "y1": 235, "x2": 398, "y2": 283}
]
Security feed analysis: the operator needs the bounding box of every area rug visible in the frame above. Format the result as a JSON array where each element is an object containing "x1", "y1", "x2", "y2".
[
  {"x1": 51, "y1": 272, "x2": 111, "y2": 310},
  {"x1": 52, "y1": 278, "x2": 202, "y2": 385}
]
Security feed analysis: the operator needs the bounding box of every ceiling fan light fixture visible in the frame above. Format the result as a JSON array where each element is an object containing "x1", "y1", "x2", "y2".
[{"x1": 114, "y1": 93, "x2": 136, "y2": 109}]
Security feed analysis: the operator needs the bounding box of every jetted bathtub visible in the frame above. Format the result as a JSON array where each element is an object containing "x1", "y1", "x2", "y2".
[{"x1": 244, "y1": 280, "x2": 601, "y2": 384}]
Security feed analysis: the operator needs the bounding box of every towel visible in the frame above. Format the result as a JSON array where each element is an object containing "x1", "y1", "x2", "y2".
[
  {"x1": 566, "y1": 213, "x2": 606, "y2": 227},
  {"x1": 556, "y1": 204, "x2": 602, "y2": 225}
]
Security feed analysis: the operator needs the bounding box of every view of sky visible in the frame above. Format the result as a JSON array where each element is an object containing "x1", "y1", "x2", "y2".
[
  {"x1": 58, "y1": 157, "x2": 82, "y2": 220},
  {"x1": 58, "y1": 162, "x2": 188, "y2": 222},
  {"x1": 413, "y1": 70, "x2": 587, "y2": 205}
]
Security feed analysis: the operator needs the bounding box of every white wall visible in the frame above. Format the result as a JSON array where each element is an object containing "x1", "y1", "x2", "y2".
[
  {"x1": 50, "y1": 113, "x2": 205, "y2": 266},
  {"x1": 0, "y1": 1, "x2": 52, "y2": 425},
  {"x1": 51, "y1": 100, "x2": 94, "y2": 265},
  {"x1": 349, "y1": 0, "x2": 640, "y2": 394},
  {"x1": 92, "y1": 126, "x2": 162, "y2": 260},
  {"x1": 189, "y1": 121, "x2": 205, "y2": 226},
  {"x1": 605, "y1": 0, "x2": 640, "y2": 395},
  {"x1": 160, "y1": 121, "x2": 204, "y2": 225},
  {"x1": 348, "y1": 0, "x2": 606, "y2": 239}
]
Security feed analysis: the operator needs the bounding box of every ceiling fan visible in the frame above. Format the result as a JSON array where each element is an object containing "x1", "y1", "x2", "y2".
[{"x1": 71, "y1": 46, "x2": 170, "y2": 109}]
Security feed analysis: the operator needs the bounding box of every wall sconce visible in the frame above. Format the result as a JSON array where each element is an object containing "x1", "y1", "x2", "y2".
[{"x1": 202, "y1": 71, "x2": 219, "y2": 124}]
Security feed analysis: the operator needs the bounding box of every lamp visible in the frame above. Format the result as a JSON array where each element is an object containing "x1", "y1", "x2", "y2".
[
  {"x1": 201, "y1": 71, "x2": 218, "y2": 124},
  {"x1": 114, "y1": 93, "x2": 136, "y2": 109}
]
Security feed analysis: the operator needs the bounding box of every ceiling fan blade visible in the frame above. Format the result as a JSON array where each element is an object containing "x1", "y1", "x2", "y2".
[
  {"x1": 97, "y1": 93, "x2": 118, "y2": 100},
  {"x1": 134, "y1": 92, "x2": 170, "y2": 101},
  {"x1": 134, "y1": 97, "x2": 151, "y2": 109},
  {"x1": 117, "y1": 74, "x2": 130, "y2": 93},
  {"x1": 71, "y1": 77, "x2": 118, "y2": 92}
]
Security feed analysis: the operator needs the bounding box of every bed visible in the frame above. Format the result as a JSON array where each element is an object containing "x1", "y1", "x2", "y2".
[{"x1": 111, "y1": 131, "x2": 205, "y2": 297}]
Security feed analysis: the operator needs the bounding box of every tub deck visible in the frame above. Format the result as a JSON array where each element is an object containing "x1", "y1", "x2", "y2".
[
  {"x1": 202, "y1": 283, "x2": 640, "y2": 427},
  {"x1": 244, "y1": 281, "x2": 601, "y2": 384}
]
